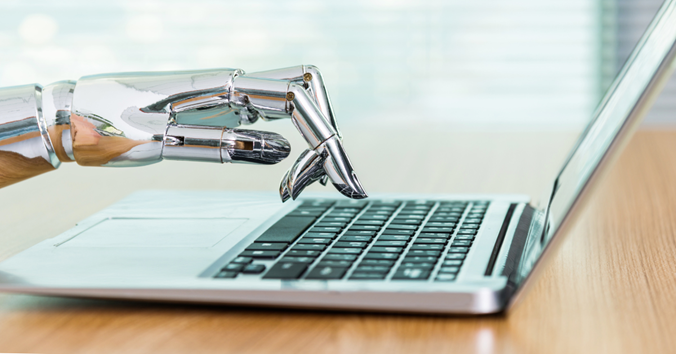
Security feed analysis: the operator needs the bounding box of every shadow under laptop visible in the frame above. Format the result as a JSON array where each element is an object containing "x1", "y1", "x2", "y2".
[
  {"x1": 0, "y1": 293, "x2": 520, "y2": 354},
  {"x1": 0, "y1": 293, "x2": 508, "y2": 319}
]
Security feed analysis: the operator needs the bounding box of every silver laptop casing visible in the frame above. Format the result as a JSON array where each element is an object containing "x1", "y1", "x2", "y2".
[{"x1": 0, "y1": 191, "x2": 529, "y2": 314}]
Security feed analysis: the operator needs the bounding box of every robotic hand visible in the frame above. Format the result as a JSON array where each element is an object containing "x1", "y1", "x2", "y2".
[{"x1": 0, "y1": 66, "x2": 367, "y2": 201}]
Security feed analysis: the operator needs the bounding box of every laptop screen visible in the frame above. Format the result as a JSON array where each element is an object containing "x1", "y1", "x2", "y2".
[{"x1": 517, "y1": 0, "x2": 676, "y2": 281}]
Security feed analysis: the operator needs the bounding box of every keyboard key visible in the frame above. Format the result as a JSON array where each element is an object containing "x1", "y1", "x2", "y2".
[
  {"x1": 262, "y1": 262, "x2": 308, "y2": 279},
  {"x1": 292, "y1": 244, "x2": 327, "y2": 252},
  {"x1": 287, "y1": 250, "x2": 321, "y2": 257},
  {"x1": 398, "y1": 263, "x2": 434, "y2": 270},
  {"x1": 304, "y1": 232, "x2": 337, "y2": 238},
  {"x1": 363, "y1": 252, "x2": 400, "y2": 260},
  {"x1": 255, "y1": 216, "x2": 316, "y2": 243},
  {"x1": 322, "y1": 254, "x2": 358, "y2": 261},
  {"x1": 339, "y1": 235, "x2": 373, "y2": 242},
  {"x1": 386, "y1": 224, "x2": 418, "y2": 231},
  {"x1": 328, "y1": 248, "x2": 363, "y2": 255},
  {"x1": 335, "y1": 200, "x2": 368, "y2": 208},
  {"x1": 464, "y1": 218, "x2": 483, "y2": 223},
  {"x1": 435, "y1": 274, "x2": 457, "y2": 281},
  {"x1": 315, "y1": 222, "x2": 347, "y2": 228},
  {"x1": 454, "y1": 235, "x2": 475, "y2": 240},
  {"x1": 425, "y1": 222, "x2": 457, "y2": 228},
  {"x1": 322, "y1": 217, "x2": 351, "y2": 222},
  {"x1": 445, "y1": 253, "x2": 466, "y2": 260},
  {"x1": 392, "y1": 268, "x2": 430, "y2": 280},
  {"x1": 451, "y1": 240, "x2": 472, "y2": 247},
  {"x1": 418, "y1": 233, "x2": 451, "y2": 239},
  {"x1": 352, "y1": 220, "x2": 385, "y2": 226},
  {"x1": 443, "y1": 259, "x2": 463, "y2": 266},
  {"x1": 395, "y1": 214, "x2": 425, "y2": 219},
  {"x1": 343, "y1": 230, "x2": 377, "y2": 236},
  {"x1": 432, "y1": 214, "x2": 460, "y2": 218},
  {"x1": 334, "y1": 241, "x2": 367, "y2": 248},
  {"x1": 448, "y1": 247, "x2": 470, "y2": 253},
  {"x1": 402, "y1": 256, "x2": 438, "y2": 263},
  {"x1": 306, "y1": 266, "x2": 349, "y2": 279},
  {"x1": 279, "y1": 256, "x2": 316, "y2": 263},
  {"x1": 350, "y1": 272, "x2": 387, "y2": 280},
  {"x1": 231, "y1": 257, "x2": 253, "y2": 264},
  {"x1": 382, "y1": 229, "x2": 416, "y2": 236},
  {"x1": 414, "y1": 238, "x2": 448, "y2": 244},
  {"x1": 430, "y1": 220, "x2": 460, "y2": 225},
  {"x1": 355, "y1": 265, "x2": 391, "y2": 272},
  {"x1": 410, "y1": 244, "x2": 444, "y2": 250},
  {"x1": 294, "y1": 207, "x2": 328, "y2": 212},
  {"x1": 222, "y1": 263, "x2": 245, "y2": 271},
  {"x1": 422, "y1": 227, "x2": 455, "y2": 233},
  {"x1": 390, "y1": 219, "x2": 422, "y2": 225},
  {"x1": 439, "y1": 266, "x2": 460, "y2": 273},
  {"x1": 399, "y1": 210, "x2": 427, "y2": 214},
  {"x1": 359, "y1": 259, "x2": 396, "y2": 266},
  {"x1": 298, "y1": 237, "x2": 332, "y2": 244},
  {"x1": 431, "y1": 209, "x2": 462, "y2": 219},
  {"x1": 371, "y1": 201, "x2": 401, "y2": 207},
  {"x1": 374, "y1": 240, "x2": 407, "y2": 247},
  {"x1": 327, "y1": 213, "x2": 357, "y2": 218},
  {"x1": 379, "y1": 235, "x2": 412, "y2": 241},
  {"x1": 457, "y1": 229, "x2": 477, "y2": 235},
  {"x1": 406, "y1": 249, "x2": 442, "y2": 257},
  {"x1": 348, "y1": 225, "x2": 381, "y2": 231},
  {"x1": 362, "y1": 210, "x2": 392, "y2": 215},
  {"x1": 408, "y1": 200, "x2": 435, "y2": 205},
  {"x1": 332, "y1": 208, "x2": 361, "y2": 213},
  {"x1": 317, "y1": 260, "x2": 353, "y2": 267},
  {"x1": 241, "y1": 264, "x2": 266, "y2": 274},
  {"x1": 370, "y1": 247, "x2": 404, "y2": 253},
  {"x1": 357, "y1": 215, "x2": 389, "y2": 220},
  {"x1": 246, "y1": 243, "x2": 289, "y2": 251},
  {"x1": 310, "y1": 227, "x2": 343, "y2": 233},
  {"x1": 460, "y1": 224, "x2": 479, "y2": 229},
  {"x1": 399, "y1": 262, "x2": 435, "y2": 268},
  {"x1": 214, "y1": 271, "x2": 238, "y2": 278},
  {"x1": 287, "y1": 210, "x2": 324, "y2": 217},
  {"x1": 239, "y1": 250, "x2": 281, "y2": 259}
]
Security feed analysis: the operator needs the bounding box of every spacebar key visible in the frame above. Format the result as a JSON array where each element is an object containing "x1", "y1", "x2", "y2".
[
  {"x1": 256, "y1": 216, "x2": 317, "y2": 243},
  {"x1": 262, "y1": 262, "x2": 308, "y2": 279}
]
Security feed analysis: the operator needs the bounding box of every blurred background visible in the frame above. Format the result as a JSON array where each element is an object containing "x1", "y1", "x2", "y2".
[
  {"x1": 0, "y1": 0, "x2": 674, "y2": 256},
  {"x1": 0, "y1": 0, "x2": 672, "y2": 130}
]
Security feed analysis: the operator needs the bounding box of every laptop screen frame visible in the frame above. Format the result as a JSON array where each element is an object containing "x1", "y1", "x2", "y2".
[{"x1": 506, "y1": 0, "x2": 676, "y2": 310}]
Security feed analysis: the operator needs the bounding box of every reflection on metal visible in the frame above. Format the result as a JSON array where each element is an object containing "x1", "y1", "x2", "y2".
[{"x1": 0, "y1": 66, "x2": 366, "y2": 200}]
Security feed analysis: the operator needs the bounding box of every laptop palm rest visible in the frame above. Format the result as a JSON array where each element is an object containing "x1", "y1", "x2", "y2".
[{"x1": 57, "y1": 218, "x2": 248, "y2": 248}]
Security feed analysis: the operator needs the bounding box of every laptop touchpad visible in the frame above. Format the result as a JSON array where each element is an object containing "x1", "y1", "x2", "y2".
[{"x1": 58, "y1": 218, "x2": 248, "y2": 248}]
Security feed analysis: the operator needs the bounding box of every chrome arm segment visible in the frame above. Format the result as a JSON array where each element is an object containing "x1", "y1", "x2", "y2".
[
  {"x1": 0, "y1": 82, "x2": 74, "y2": 188},
  {"x1": 0, "y1": 66, "x2": 366, "y2": 201},
  {"x1": 248, "y1": 65, "x2": 341, "y2": 138}
]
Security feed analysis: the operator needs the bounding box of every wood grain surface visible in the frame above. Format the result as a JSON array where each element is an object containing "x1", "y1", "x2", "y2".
[{"x1": 0, "y1": 124, "x2": 674, "y2": 354}]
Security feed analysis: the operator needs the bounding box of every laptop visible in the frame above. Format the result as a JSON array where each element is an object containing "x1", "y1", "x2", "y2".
[{"x1": 1, "y1": 0, "x2": 675, "y2": 314}]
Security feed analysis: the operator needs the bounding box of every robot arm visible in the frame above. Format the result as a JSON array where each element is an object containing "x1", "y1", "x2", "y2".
[{"x1": 0, "y1": 66, "x2": 367, "y2": 201}]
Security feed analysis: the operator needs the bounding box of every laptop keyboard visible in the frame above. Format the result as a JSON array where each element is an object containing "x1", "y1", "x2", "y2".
[{"x1": 214, "y1": 199, "x2": 489, "y2": 281}]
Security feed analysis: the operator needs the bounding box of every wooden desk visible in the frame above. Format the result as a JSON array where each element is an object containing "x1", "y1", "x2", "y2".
[{"x1": 1, "y1": 126, "x2": 675, "y2": 354}]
